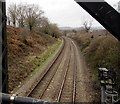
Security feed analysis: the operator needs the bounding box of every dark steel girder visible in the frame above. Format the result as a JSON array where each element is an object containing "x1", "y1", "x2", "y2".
[{"x1": 75, "y1": 0, "x2": 120, "y2": 41}]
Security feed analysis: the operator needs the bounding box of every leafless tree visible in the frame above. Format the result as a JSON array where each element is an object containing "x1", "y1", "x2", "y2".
[
  {"x1": 17, "y1": 4, "x2": 27, "y2": 27},
  {"x1": 8, "y1": 3, "x2": 18, "y2": 26},
  {"x1": 83, "y1": 20, "x2": 93, "y2": 32},
  {"x1": 25, "y1": 4, "x2": 44, "y2": 31}
]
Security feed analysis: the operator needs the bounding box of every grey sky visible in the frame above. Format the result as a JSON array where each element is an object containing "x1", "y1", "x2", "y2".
[{"x1": 6, "y1": 0, "x2": 119, "y2": 27}]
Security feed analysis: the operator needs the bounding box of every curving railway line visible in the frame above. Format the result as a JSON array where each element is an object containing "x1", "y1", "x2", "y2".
[
  {"x1": 1, "y1": 1, "x2": 120, "y2": 103},
  {"x1": 25, "y1": 37, "x2": 86, "y2": 103}
]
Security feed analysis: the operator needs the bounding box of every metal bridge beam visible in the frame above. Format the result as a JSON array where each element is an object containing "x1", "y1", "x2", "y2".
[
  {"x1": 75, "y1": 0, "x2": 120, "y2": 41},
  {"x1": 1, "y1": 93, "x2": 45, "y2": 104}
]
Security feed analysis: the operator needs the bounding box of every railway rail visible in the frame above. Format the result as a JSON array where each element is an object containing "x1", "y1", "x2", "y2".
[{"x1": 72, "y1": 41, "x2": 77, "y2": 104}]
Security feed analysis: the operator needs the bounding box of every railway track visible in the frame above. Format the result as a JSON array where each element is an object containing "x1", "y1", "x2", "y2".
[
  {"x1": 56, "y1": 40, "x2": 77, "y2": 103},
  {"x1": 72, "y1": 41, "x2": 77, "y2": 104},
  {"x1": 27, "y1": 37, "x2": 78, "y2": 103},
  {"x1": 57, "y1": 42, "x2": 72, "y2": 102},
  {"x1": 27, "y1": 37, "x2": 68, "y2": 98}
]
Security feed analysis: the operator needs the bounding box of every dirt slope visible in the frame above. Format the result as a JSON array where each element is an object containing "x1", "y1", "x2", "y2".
[{"x1": 7, "y1": 26, "x2": 57, "y2": 93}]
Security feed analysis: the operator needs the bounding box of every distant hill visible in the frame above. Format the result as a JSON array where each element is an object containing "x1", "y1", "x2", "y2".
[
  {"x1": 59, "y1": 26, "x2": 105, "y2": 30},
  {"x1": 59, "y1": 27, "x2": 83, "y2": 30},
  {"x1": 91, "y1": 26, "x2": 105, "y2": 30}
]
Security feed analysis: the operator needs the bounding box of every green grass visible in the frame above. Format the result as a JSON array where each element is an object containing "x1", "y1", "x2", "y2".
[{"x1": 27, "y1": 39, "x2": 62, "y2": 78}]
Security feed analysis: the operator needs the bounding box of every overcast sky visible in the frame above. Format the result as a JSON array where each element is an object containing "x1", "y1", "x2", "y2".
[{"x1": 6, "y1": 0, "x2": 119, "y2": 28}]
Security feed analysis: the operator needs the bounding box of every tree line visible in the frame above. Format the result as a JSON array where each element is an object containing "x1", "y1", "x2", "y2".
[{"x1": 7, "y1": 3, "x2": 60, "y2": 38}]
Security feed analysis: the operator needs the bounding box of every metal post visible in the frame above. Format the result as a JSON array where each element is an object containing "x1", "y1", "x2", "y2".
[
  {"x1": 0, "y1": 3, "x2": 2, "y2": 104},
  {"x1": 101, "y1": 86, "x2": 106, "y2": 104},
  {"x1": 0, "y1": 0, "x2": 8, "y2": 93}
]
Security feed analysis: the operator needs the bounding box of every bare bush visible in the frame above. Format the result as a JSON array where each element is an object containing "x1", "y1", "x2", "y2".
[
  {"x1": 19, "y1": 28, "x2": 30, "y2": 45},
  {"x1": 83, "y1": 20, "x2": 93, "y2": 33}
]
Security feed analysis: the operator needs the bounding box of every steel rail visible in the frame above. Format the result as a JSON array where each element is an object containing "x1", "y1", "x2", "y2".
[
  {"x1": 71, "y1": 40, "x2": 77, "y2": 104},
  {"x1": 27, "y1": 38, "x2": 65, "y2": 97},
  {"x1": 57, "y1": 41, "x2": 72, "y2": 102},
  {"x1": 38, "y1": 38, "x2": 66, "y2": 99}
]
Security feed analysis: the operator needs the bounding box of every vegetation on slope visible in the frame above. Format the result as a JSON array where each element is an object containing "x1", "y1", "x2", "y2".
[
  {"x1": 7, "y1": 26, "x2": 61, "y2": 93},
  {"x1": 72, "y1": 30, "x2": 120, "y2": 101},
  {"x1": 26, "y1": 39, "x2": 62, "y2": 78}
]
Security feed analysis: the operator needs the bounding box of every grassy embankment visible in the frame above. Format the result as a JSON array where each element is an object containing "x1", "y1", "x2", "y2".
[{"x1": 27, "y1": 39, "x2": 62, "y2": 77}]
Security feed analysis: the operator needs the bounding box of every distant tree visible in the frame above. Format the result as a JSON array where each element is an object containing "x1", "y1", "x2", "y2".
[
  {"x1": 49, "y1": 24, "x2": 60, "y2": 38},
  {"x1": 37, "y1": 17, "x2": 60, "y2": 37},
  {"x1": 8, "y1": 3, "x2": 18, "y2": 26},
  {"x1": 83, "y1": 20, "x2": 93, "y2": 33},
  {"x1": 38, "y1": 17, "x2": 50, "y2": 34},
  {"x1": 72, "y1": 29, "x2": 77, "y2": 34}
]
